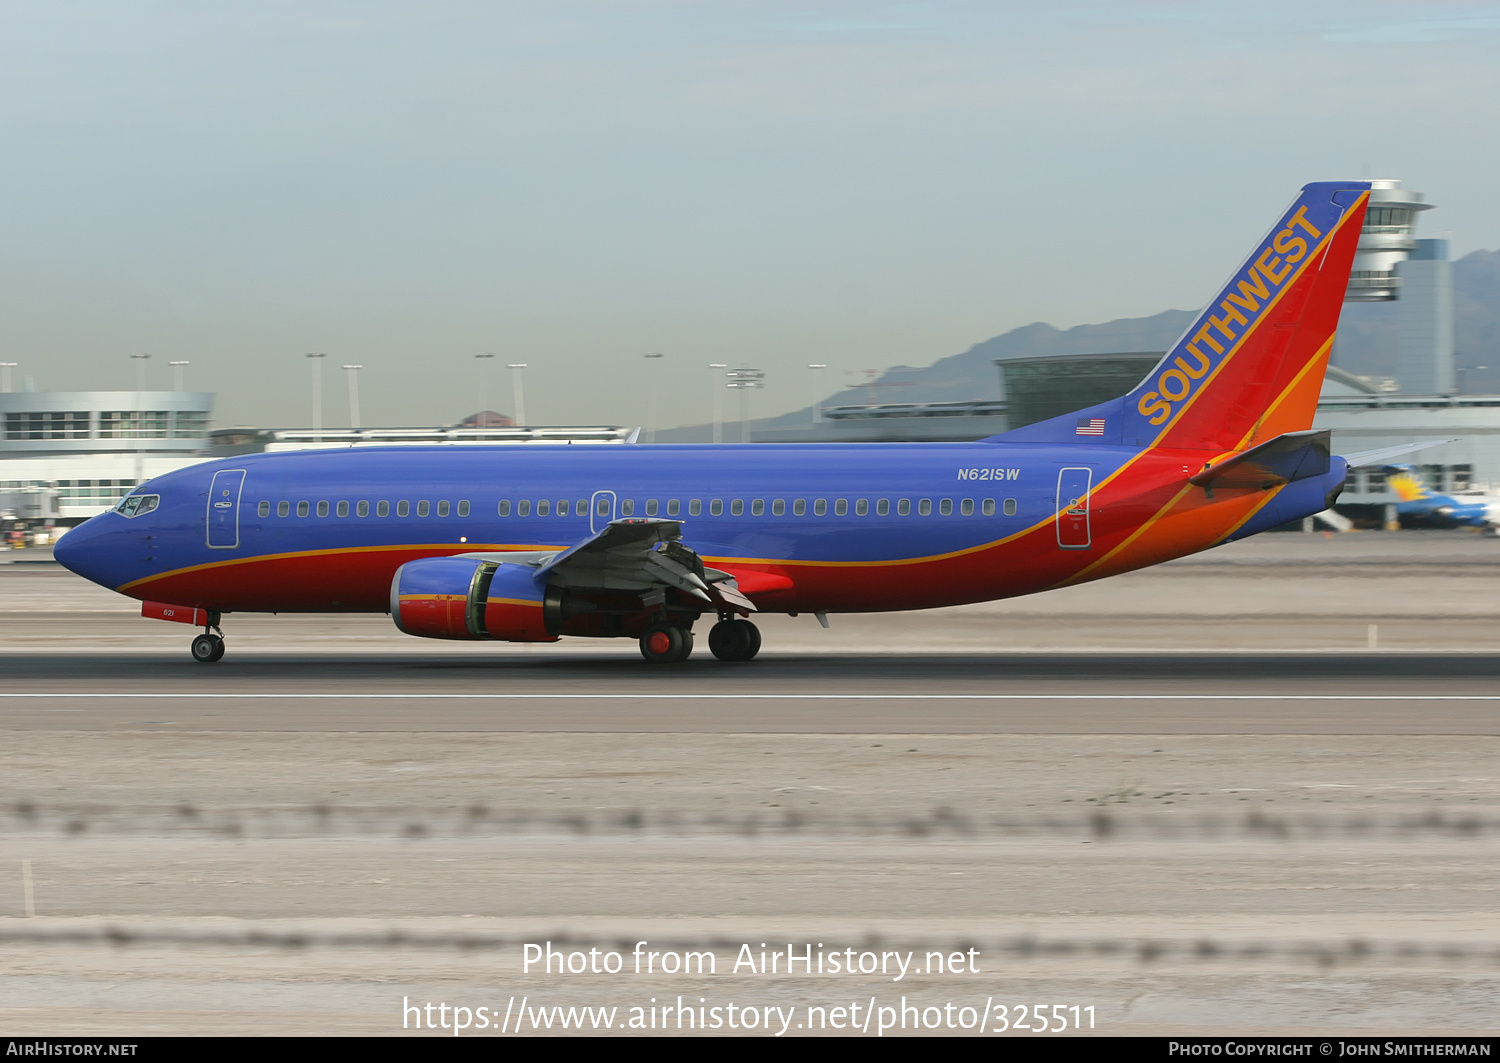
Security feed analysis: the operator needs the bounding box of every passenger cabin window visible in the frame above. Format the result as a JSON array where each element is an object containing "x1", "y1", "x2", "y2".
[
  {"x1": 258, "y1": 501, "x2": 270, "y2": 517},
  {"x1": 918, "y1": 499, "x2": 932, "y2": 516},
  {"x1": 877, "y1": 499, "x2": 890, "y2": 516},
  {"x1": 397, "y1": 501, "x2": 410, "y2": 517},
  {"x1": 751, "y1": 499, "x2": 765, "y2": 516},
  {"x1": 1001, "y1": 498, "x2": 1015, "y2": 516},
  {"x1": 621, "y1": 499, "x2": 635, "y2": 516},
  {"x1": 458, "y1": 500, "x2": 470, "y2": 517},
  {"x1": 536, "y1": 500, "x2": 550, "y2": 516},
  {"x1": 835, "y1": 499, "x2": 848, "y2": 516},
  {"x1": 557, "y1": 500, "x2": 568, "y2": 516},
  {"x1": 437, "y1": 500, "x2": 449, "y2": 517},
  {"x1": 358, "y1": 501, "x2": 370, "y2": 517},
  {"x1": 337, "y1": 501, "x2": 349, "y2": 517},
  {"x1": 793, "y1": 499, "x2": 806, "y2": 516},
  {"x1": 772, "y1": 499, "x2": 785, "y2": 516},
  {"x1": 498, "y1": 500, "x2": 511, "y2": 516},
  {"x1": 814, "y1": 499, "x2": 827, "y2": 516},
  {"x1": 711, "y1": 500, "x2": 723, "y2": 516},
  {"x1": 667, "y1": 499, "x2": 680, "y2": 517},
  {"x1": 378, "y1": 501, "x2": 390, "y2": 517},
  {"x1": 897, "y1": 499, "x2": 911, "y2": 516},
  {"x1": 518, "y1": 500, "x2": 531, "y2": 516},
  {"x1": 277, "y1": 501, "x2": 290, "y2": 517},
  {"x1": 576, "y1": 499, "x2": 587, "y2": 515},
  {"x1": 689, "y1": 499, "x2": 701, "y2": 516},
  {"x1": 856, "y1": 499, "x2": 869, "y2": 516},
  {"x1": 297, "y1": 501, "x2": 310, "y2": 517},
  {"x1": 939, "y1": 499, "x2": 953, "y2": 516},
  {"x1": 961, "y1": 499, "x2": 974, "y2": 516},
  {"x1": 645, "y1": 499, "x2": 658, "y2": 516},
  {"x1": 417, "y1": 501, "x2": 430, "y2": 517},
  {"x1": 731, "y1": 500, "x2": 744, "y2": 516},
  {"x1": 317, "y1": 501, "x2": 329, "y2": 517}
]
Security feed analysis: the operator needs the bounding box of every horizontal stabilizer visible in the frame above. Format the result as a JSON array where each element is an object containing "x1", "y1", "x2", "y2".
[
  {"x1": 1341, "y1": 439, "x2": 1453, "y2": 469},
  {"x1": 1189, "y1": 430, "x2": 1330, "y2": 490}
]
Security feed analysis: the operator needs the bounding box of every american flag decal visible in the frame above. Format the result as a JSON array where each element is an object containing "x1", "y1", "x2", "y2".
[{"x1": 1075, "y1": 417, "x2": 1105, "y2": 436}]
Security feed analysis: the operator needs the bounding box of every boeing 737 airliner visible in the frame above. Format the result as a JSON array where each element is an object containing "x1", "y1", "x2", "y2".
[{"x1": 58, "y1": 181, "x2": 1376, "y2": 664}]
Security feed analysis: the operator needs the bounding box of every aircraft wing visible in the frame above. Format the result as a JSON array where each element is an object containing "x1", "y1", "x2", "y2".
[
  {"x1": 1341, "y1": 439, "x2": 1454, "y2": 468},
  {"x1": 468, "y1": 518, "x2": 757, "y2": 612}
]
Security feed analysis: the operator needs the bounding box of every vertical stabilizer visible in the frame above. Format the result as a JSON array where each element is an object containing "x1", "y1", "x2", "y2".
[
  {"x1": 1120, "y1": 181, "x2": 1370, "y2": 451},
  {"x1": 992, "y1": 182, "x2": 1370, "y2": 451}
]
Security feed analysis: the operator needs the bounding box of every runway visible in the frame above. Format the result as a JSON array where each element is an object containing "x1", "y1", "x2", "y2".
[
  {"x1": 5, "y1": 651, "x2": 1500, "y2": 732},
  {"x1": 4, "y1": 532, "x2": 1500, "y2": 1034}
]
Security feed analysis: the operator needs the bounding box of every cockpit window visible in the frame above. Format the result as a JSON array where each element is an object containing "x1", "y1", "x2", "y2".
[{"x1": 114, "y1": 494, "x2": 159, "y2": 518}]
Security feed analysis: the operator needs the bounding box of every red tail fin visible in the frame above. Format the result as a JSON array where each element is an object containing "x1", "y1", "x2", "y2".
[{"x1": 1122, "y1": 182, "x2": 1370, "y2": 451}]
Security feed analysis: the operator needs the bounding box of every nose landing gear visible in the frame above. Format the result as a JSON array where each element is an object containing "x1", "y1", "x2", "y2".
[{"x1": 190, "y1": 626, "x2": 226, "y2": 663}]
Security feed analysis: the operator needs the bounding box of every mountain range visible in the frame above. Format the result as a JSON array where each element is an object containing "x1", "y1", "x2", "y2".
[{"x1": 661, "y1": 248, "x2": 1500, "y2": 440}]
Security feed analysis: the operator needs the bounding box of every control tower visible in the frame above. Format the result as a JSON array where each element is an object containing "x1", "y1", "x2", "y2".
[
  {"x1": 1338, "y1": 180, "x2": 1452, "y2": 394},
  {"x1": 1344, "y1": 179, "x2": 1433, "y2": 302}
]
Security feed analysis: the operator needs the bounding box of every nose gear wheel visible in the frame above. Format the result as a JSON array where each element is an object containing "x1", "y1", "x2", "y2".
[{"x1": 190, "y1": 633, "x2": 225, "y2": 663}]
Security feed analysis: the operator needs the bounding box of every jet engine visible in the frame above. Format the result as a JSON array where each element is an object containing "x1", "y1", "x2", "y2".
[{"x1": 390, "y1": 557, "x2": 559, "y2": 642}]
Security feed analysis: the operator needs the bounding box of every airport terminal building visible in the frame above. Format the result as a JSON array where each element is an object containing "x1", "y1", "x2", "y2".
[
  {"x1": 0, "y1": 390, "x2": 214, "y2": 524},
  {"x1": 0, "y1": 389, "x2": 629, "y2": 527}
]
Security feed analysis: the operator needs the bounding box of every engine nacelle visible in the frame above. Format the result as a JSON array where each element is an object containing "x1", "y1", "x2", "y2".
[
  {"x1": 482, "y1": 562, "x2": 557, "y2": 642},
  {"x1": 390, "y1": 557, "x2": 558, "y2": 642}
]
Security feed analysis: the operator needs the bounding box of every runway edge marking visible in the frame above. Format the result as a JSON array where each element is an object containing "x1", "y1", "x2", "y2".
[{"x1": 9, "y1": 693, "x2": 1500, "y2": 702}]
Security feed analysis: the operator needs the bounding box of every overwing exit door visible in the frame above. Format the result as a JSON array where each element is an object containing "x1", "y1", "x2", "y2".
[
  {"x1": 206, "y1": 469, "x2": 246, "y2": 549},
  {"x1": 1056, "y1": 467, "x2": 1093, "y2": 549},
  {"x1": 589, "y1": 490, "x2": 617, "y2": 534}
]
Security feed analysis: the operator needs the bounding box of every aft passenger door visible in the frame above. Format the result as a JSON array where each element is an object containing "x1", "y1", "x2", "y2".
[
  {"x1": 1055, "y1": 467, "x2": 1092, "y2": 550},
  {"x1": 206, "y1": 469, "x2": 247, "y2": 549}
]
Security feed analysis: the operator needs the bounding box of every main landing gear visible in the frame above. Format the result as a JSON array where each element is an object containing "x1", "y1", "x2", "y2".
[
  {"x1": 708, "y1": 617, "x2": 760, "y2": 662},
  {"x1": 190, "y1": 628, "x2": 226, "y2": 664},
  {"x1": 639, "y1": 622, "x2": 693, "y2": 663},
  {"x1": 637, "y1": 618, "x2": 762, "y2": 663}
]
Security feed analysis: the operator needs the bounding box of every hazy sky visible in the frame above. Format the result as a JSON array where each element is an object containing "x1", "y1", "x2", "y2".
[{"x1": 4, "y1": 1, "x2": 1500, "y2": 429}]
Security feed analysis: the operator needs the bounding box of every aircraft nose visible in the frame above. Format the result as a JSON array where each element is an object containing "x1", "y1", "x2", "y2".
[{"x1": 52, "y1": 515, "x2": 114, "y2": 587}]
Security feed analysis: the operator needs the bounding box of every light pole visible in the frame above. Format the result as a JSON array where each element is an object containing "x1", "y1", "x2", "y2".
[
  {"x1": 342, "y1": 365, "x2": 363, "y2": 429},
  {"x1": 808, "y1": 363, "x2": 827, "y2": 425},
  {"x1": 726, "y1": 368, "x2": 764, "y2": 444},
  {"x1": 507, "y1": 364, "x2": 528, "y2": 426},
  {"x1": 643, "y1": 353, "x2": 664, "y2": 443},
  {"x1": 708, "y1": 363, "x2": 727, "y2": 444},
  {"x1": 475, "y1": 353, "x2": 495, "y2": 421},
  {"x1": 0, "y1": 363, "x2": 16, "y2": 394},
  {"x1": 129, "y1": 354, "x2": 152, "y2": 436},
  {"x1": 306, "y1": 353, "x2": 326, "y2": 441},
  {"x1": 129, "y1": 353, "x2": 151, "y2": 485},
  {"x1": 169, "y1": 360, "x2": 189, "y2": 391}
]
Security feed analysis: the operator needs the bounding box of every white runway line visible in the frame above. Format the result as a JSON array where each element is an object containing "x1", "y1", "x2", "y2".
[{"x1": 5, "y1": 692, "x2": 1500, "y2": 702}]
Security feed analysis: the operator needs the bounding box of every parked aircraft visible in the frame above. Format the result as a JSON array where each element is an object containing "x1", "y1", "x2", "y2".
[
  {"x1": 1384, "y1": 464, "x2": 1500, "y2": 530},
  {"x1": 57, "y1": 181, "x2": 1377, "y2": 663}
]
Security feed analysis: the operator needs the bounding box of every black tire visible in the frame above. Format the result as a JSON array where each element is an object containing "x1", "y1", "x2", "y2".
[
  {"x1": 191, "y1": 634, "x2": 224, "y2": 664},
  {"x1": 708, "y1": 619, "x2": 761, "y2": 662},
  {"x1": 639, "y1": 623, "x2": 686, "y2": 663}
]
